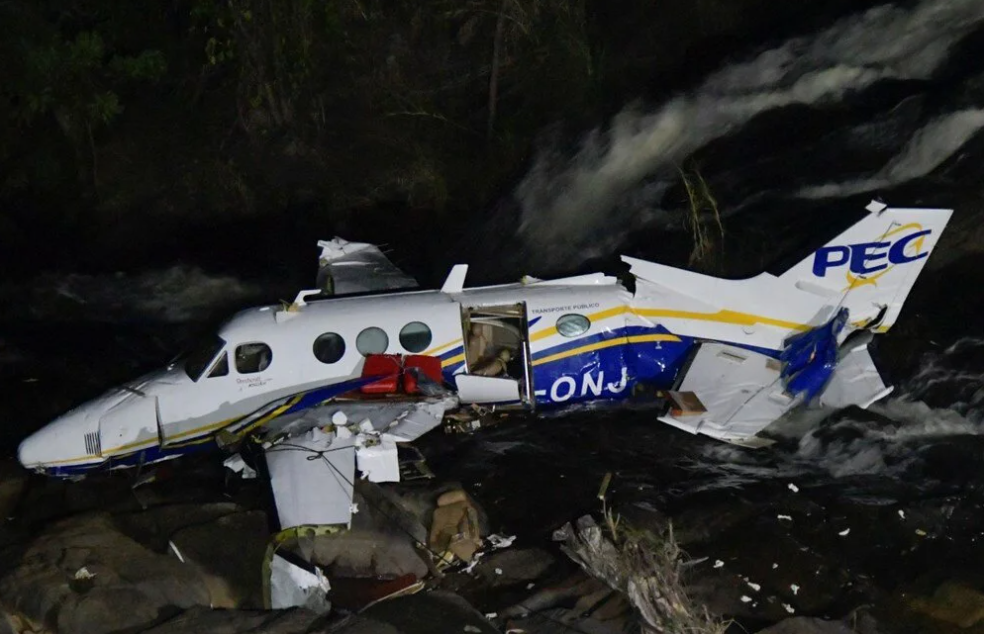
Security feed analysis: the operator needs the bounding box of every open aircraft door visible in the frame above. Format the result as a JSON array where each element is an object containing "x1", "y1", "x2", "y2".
[{"x1": 455, "y1": 303, "x2": 535, "y2": 407}]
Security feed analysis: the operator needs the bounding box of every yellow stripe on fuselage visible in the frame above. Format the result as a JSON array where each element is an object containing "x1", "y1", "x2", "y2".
[
  {"x1": 530, "y1": 305, "x2": 810, "y2": 342},
  {"x1": 442, "y1": 353, "x2": 466, "y2": 368},
  {"x1": 422, "y1": 338, "x2": 462, "y2": 357}
]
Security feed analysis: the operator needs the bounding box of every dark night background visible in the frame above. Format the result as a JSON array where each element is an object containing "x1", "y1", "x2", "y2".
[{"x1": 6, "y1": 1, "x2": 984, "y2": 632}]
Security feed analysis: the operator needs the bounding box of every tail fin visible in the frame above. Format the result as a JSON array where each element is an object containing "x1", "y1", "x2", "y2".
[{"x1": 782, "y1": 200, "x2": 952, "y2": 331}]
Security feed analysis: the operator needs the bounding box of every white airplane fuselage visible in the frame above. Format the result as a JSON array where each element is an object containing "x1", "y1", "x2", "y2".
[{"x1": 17, "y1": 204, "x2": 953, "y2": 476}]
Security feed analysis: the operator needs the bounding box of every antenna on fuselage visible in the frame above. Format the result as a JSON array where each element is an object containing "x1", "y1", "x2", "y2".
[{"x1": 441, "y1": 265, "x2": 468, "y2": 294}]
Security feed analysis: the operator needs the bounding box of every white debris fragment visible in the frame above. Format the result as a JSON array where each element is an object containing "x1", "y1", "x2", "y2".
[
  {"x1": 462, "y1": 552, "x2": 484, "y2": 575},
  {"x1": 169, "y1": 540, "x2": 185, "y2": 563},
  {"x1": 349, "y1": 503, "x2": 359, "y2": 515},
  {"x1": 772, "y1": 563, "x2": 779, "y2": 569},
  {"x1": 74, "y1": 567, "x2": 95, "y2": 580},
  {"x1": 838, "y1": 528, "x2": 850, "y2": 537},
  {"x1": 464, "y1": 626, "x2": 482, "y2": 633},
  {"x1": 898, "y1": 510, "x2": 906, "y2": 520},
  {"x1": 222, "y1": 454, "x2": 257, "y2": 479},
  {"x1": 783, "y1": 603, "x2": 795, "y2": 614},
  {"x1": 713, "y1": 560, "x2": 725, "y2": 569},
  {"x1": 485, "y1": 613, "x2": 498, "y2": 620},
  {"x1": 526, "y1": 582, "x2": 535, "y2": 590},
  {"x1": 788, "y1": 483, "x2": 799, "y2": 493},
  {"x1": 915, "y1": 528, "x2": 927, "y2": 536},
  {"x1": 495, "y1": 568, "x2": 503, "y2": 576},
  {"x1": 790, "y1": 584, "x2": 800, "y2": 595},
  {"x1": 747, "y1": 581, "x2": 761, "y2": 592},
  {"x1": 740, "y1": 596, "x2": 753, "y2": 603},
  {"x1": 488, "y1": 534, "x2": 516, "y2": 550},
  {"x1": 777, "y1": 514, "x2": 793, "y2": 522}
]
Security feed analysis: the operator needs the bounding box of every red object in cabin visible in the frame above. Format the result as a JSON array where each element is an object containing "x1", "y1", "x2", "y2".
[
  {"x1": 404, "y1": 355, "x2": 443, "y2": 394},
  {"x1": 360, "y1": 354, "x2": 403, "y2": 394}
]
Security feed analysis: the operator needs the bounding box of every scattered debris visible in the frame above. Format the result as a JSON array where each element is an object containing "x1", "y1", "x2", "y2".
[
  {"x1": 557, "y1": 514, "x2": 728, "y2": 634},
  {"x1": 916, "y1": 529, "x2": 928, "y2": 537},
  {"x1": 783, "y1": 603, "x2": 795, "y2": 614},
  {"x1": 788, "y1": 483, "x2": 800, "y2": 493},
  {"x1": 168, "y1": 540, "x2": 185, "y2": 563},
  {"x1": 488, "y1": 534, "x2": 516, "y2": 550},
  {"x1": 791, "y1": 584, "x2": 800, "y2": 595},
  {"x1": 747, "y1": 581, "x2": 761, "y2": 591},
  {"x1": 485, "y1": 613, "x2": 497, "y2": 619},
  {"x1": 838, "y1": 528, "x2": 850, "y2": 537},
  {"x1": 73, "y1": 567, "x2": 95, "y2": 580},
  {"x1": 222, "y1": 454, "x2": 257, "y2": 479},
  {"x1": 464, "y1": 625, "x2": 482, "y2": 633},
  {"x1": 741, "y1": 596, "x2": 752, "y2": 603},
  {"x1": 495, "y1": 568, "x2": 503, "y2": 575},
  {"x1": 898, "y1": 510, "x2": 906, "y2": 520},
  {"x1": 714, "y1": 560, "x2": 725, "y2": 569},
  {"x1": 267, "y1": 552, "x2": 331, "y2": 613},
  {"x1": 772, "y1": 563, "x2": 779, "y2": 570},
  {"x1": 777, "y1": 514, "x2": 793, "y2": 522}
]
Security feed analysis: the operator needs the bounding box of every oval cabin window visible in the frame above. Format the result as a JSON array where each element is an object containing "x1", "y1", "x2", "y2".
[
  {"x1": 556, "y1": 313, "x2": 590, "y2": 338},
  {"x1": 356, "y1": 327, "x2": 389, "y2": 356},
  {"x1": 399, "y1": 322, "x2": 432, "y2": 353},
  {"x1": 313, "y1": 333, "x2": 346, "y2": 364}
]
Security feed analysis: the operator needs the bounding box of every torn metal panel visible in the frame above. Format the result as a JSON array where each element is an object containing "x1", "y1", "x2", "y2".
[
  {"x1": 269, "y1": 552, "x2": 331, "y2": 612},
  {"x1": 316, "y1": 238, "x2": 418, "y2": 295},
  {"x1": 266, "y1": 428, "x2": 356, "y2": 529},
  {"x1": 819, "y1": 342, "x2": 893, "y2": 409},
  {"x1": 659, "y1": 342, "x2": 794, "y2": 445}
]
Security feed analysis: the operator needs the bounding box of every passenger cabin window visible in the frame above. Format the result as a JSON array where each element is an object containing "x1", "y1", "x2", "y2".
[
  {"x1": 313, "y1": 333, "x2": 346, "y2": 364},
  {"x1": 356, "y1": 327, "x2": 388, "y2": 356},
  {"x1": 556, "y1": 313, "x2": 590, "y2": 338},
  {"x1": 399, "y1": 321, "x2": 432, "y2": 353},
  {"x1": 183, "y1": 336, "x2": 227, "y2": 381},
  {"x1": 208, "y1": 354, "x2": 229, "y2": 377},
  {"x1": 236, "y1": 343, "x2": 272, "y2": 374}
]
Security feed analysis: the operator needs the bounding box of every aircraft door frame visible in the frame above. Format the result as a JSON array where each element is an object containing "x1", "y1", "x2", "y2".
[{"x1": 457, "y1": 302, "x2": 534, "y2": 409}]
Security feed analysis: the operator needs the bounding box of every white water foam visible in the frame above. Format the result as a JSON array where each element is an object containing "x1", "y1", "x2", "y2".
[
  {"x1": 683, "y1": 338, "x2": 984, "y2": 492},
  {"x1": 2, "y1": 265, "x2": 264, "y2": 323},
  {"x1": 515, "y1": 0, "x2": 984, "y2": 270},
  {"x1": 798, "y1": 109, "x2": 984, "y2": 199}
]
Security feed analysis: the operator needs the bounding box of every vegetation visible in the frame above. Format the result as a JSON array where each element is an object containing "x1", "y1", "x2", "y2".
[
  {"x1": 0, "y1": 0, "x2": 876, "y2": 272},
  {"x1": 679, "y1": 165, "x2": 724, "y2": 270}
]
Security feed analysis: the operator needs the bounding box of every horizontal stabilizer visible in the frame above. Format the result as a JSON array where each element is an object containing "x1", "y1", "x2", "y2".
[{"x1": 658, "y1": 343, "x2": 794, "y2": 447}]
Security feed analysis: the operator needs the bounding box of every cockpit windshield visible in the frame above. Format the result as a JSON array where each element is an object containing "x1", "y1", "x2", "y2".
[{"x1": 182, "y1": 336, "x2": 227, "y2": 381}]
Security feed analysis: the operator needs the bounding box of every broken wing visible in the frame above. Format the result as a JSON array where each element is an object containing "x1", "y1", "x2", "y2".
[{"x1": 316, "y1": 238, "x2": 417, "y2": 295}]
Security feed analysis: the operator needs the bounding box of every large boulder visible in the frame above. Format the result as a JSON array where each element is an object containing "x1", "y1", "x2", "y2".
[
  {"x1": 0, "y1": 513, "x2": 210, "y2": 634},
  {"x1": 168, "y1": 510, "x2": 270, "y2": 609},
  {"x1": 139, "y1": 605, "x2": 320, "y2": 634}
]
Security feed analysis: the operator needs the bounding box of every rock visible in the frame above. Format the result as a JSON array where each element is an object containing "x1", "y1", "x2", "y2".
[
  {"x1": 169, "y1": 510, "x2": 270, "y2": 609},
  {"x1": 357, "y1": 591, "x2": 500, "y2": 634},
  {"x1": 755, "y1": 617, "x2": 855, "y2": 634},
  {"x1": 472, "y1": 548, "x2": 556, "y2": 587},
  {"x1": 0, "y1": 513, "x2": 210, "y2": 634},
  {"x1": 140, "y1": 605, "x2": 320, "y2": 634},
  {"x1": 909, "y1": 581, "x2": 984, "y2": 628},
  {"x1": 0, "y1": 460, "x2": 27, "y2": 521},
  {"x1": 302, "y1": 529, "x2": 429, "y2": 580},
  {"x1": 113, "y1": 502, "x2": 246, "y2": 551}
]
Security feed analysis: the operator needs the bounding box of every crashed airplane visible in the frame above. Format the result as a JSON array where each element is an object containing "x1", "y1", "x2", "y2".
[{"x1": 17, "y1": 200, "x2": 951, "y2": 529}]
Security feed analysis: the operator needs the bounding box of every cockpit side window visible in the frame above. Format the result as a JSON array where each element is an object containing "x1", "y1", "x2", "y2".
[
  {"x1": 208, "y1": 353, "x2": 229, "y2": 378},
  {"x1": 184, "y1": 336, "x2": 227, "y2": 381},
  {"x1": 236, "y1": 342, "x2": 273, "y2": 374}
]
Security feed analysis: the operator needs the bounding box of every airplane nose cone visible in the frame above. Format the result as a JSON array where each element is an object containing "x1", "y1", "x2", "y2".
[{"x1": 16, "y1": 408, "x2": 100, "y2": 472}]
